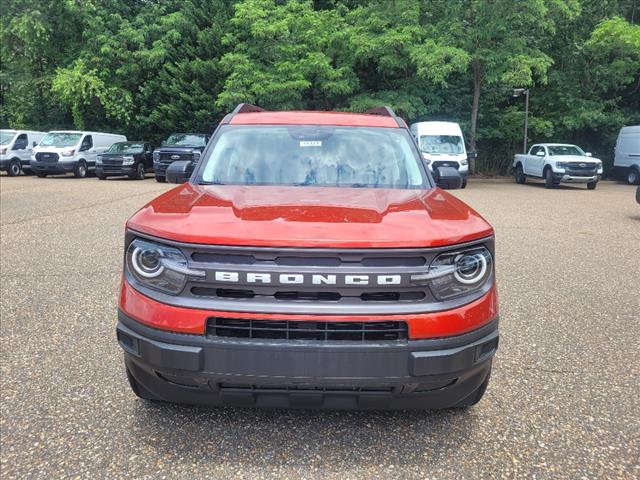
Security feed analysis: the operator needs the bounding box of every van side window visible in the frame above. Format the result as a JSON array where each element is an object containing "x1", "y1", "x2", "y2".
[
  {"x1": 13, "y1": 134, "x2": 28, "y2": 150},
  {"x1": 81, "y1": 135, "x2": 93, "y2": 151}
]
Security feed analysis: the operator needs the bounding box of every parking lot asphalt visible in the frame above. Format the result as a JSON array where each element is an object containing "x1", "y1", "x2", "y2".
[{"x1": 1, "y1": 175, "x2": 639, "y2": 479}]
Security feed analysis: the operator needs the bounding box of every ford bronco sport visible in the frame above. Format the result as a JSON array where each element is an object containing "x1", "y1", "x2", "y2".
[{"x1": 117, "y1": 104, "x2": 499, "y2": 410}]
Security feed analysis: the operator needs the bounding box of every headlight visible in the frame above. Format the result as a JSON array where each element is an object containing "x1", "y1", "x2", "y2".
[
  {"x1": 555, "y1": 162, "x2": 568, "y2": 169},
  {"x1": 193, "y1": 151, "x2": 201, "y2": 161},
  {"x1": 153, "y1": 151, "x2": 160, "y2": 161},
  {"x1": 61, "y1": 150, "x2": 75, "y2": 157},
  {"x1": 126, "y1": 239, "x2": 205, "y2": 295},
  {"x1": 411, "y1": 246, "x2": 493, "y2": 300},
  {"x1": 122, "y1": 156, "x2": 135, "y2": 165},
  {"x1": 460, "y1": 158, "x2": 468, "y2": 166},
  {"x1": 96, "y1": 155, "x2": 102, "y2": 165},
  {"x1": 0, "y1": 148, "x2": 6, "y2": 155}
]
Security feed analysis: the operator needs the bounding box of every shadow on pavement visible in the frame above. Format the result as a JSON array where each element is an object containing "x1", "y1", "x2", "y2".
[{"x1": 130, "y1": 401, "x2": 475, "y2": 469}]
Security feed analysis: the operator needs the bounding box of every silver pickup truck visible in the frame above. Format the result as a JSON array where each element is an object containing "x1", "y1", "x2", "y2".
[{"x1": 513, "y1": 143, "x2": 603, "y2": 189}]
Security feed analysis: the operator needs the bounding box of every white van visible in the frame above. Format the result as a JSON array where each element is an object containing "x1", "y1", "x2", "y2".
[
  {"x1": 31, "y1": 131, "x2": 127, "y2": 178},
  {"x1": 613, "y1": 125, "x2": 640, "y2": 184},
  {"x1": 409, "y1": 121, "x2": 470, "y2": 188},
  {"x1": 0, "y1": 129, "x2": 47, "y2": 176}
]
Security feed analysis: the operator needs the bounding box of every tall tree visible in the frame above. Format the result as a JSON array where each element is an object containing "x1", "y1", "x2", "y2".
[{"x1": 422, "y1": 0, "x2": 570, "y2": 166}]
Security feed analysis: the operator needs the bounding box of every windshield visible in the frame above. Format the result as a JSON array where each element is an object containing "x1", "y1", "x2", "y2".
[
  {"x1": 107, "y1": 142, "x2": 144, "y2": 154},
  {"x1": 0, "y1": 131, "x2": 17, "y2": 144},
  {"x1": 197, "y1": 126, "x2": 427, "y2": 189},
  {"x1": 40, "y1": 133, "x2": 82, "y2": 147},
  {"x1": 420, "y1": 135, "x2": 464, "y2": 154},
  {"x1": 548, "y1": 145, "x2": 585, "y2": 156},
  {"x1": 162, "y1": 134, "x2": 207, "y2": 147}
]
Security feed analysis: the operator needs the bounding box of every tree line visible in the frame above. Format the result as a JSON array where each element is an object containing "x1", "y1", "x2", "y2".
[{"x1": 1, "y1": 0, "x2": 639, "y2": 174}]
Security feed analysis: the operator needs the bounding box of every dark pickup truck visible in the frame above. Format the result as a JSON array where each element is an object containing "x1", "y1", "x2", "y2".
[
  {"x1": 96, "y1": 142, "x2": 154, "y2": 180},
  {"x1": 152, "y1": 133, "x2": 210, "y2": 183}
]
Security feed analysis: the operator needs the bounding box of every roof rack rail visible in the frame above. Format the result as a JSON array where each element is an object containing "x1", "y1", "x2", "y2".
[
  {"x1": 365, "y1": 106, "x2": 397, "y2": 118},
  {"x1": 365, "y1": 106, "x2": 407, "y2": 128},
  {"x1": 221, "y1": 103, "x2": 265, "y2": 124}
]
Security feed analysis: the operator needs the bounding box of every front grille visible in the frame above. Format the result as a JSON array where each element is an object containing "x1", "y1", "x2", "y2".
[
  {"x1": 159, "y1": 152, "x2": 193, "y2": 163},
  {"x1": 431, "y1": 161, "x2": 459, "y2": 170},
  {"x1": 192, "y1": 286, "x2": 426, "y2": 302},
  {"x1": 102, "y1": 158, "x2": 123, "y2": 166},
  {"x1": 565, "y1": 162, "x2": 597, "y2": 176},
  {"x1": 35, "y1": 152, "x2": 59, "y2": 162},
  {"x1": 207, "y1": 318, "x2": 408, "y2": 342}
]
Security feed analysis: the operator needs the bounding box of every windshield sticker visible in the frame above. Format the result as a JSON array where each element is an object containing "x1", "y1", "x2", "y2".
[{"x1": 299, "y1": 140, "x2": 322, "y2": 147}]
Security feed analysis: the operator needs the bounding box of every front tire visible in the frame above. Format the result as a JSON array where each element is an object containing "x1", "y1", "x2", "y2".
[
  {"x1": 461, "y1": 178, "x2": 467, "y2": 189},
  {"x1": 130, "y1": 162, "x2": 145, "y2": 180},
  {"x1": 36, "y1": 173, "x2": 47, "y2": 178},
  {"x1": 514, "y1": 164, "x2": 526, "y2": 184},
  {"x1": 587, "y1": 180, "x2": 598, "y2": 190},
  {"x1": 155, "y1": 175, "x2": 166, "y2": 183},
  {"x1": 544, "y1": 168, "x2": 555, "y2": 188},
  {"x1": 628, "y1": 168, "x2": 640, "y2": 185},
  {"x1": 7, "y1": 159, "x2": 22, "y2": 177},
  {"x1": 73, "y1": 160, "x2": 87, "y2": 178},
  {"x1": 97, "y1": 174, "x2": 107, "y2": 180}
]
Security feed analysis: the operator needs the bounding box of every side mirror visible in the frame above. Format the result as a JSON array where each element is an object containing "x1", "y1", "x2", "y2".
[
  {"x1": 433, "y1": 166, "x2": 463, "y2": 189},
  {"x1": 585, "y1": 152, "x2": 592, "y2": 157},
  {"x1": 166, "y1": 160, "x2": 193, "y2": 184},
  {"x1": 536, "y1": 151, "x2": 545, "y2": 157},
  {"x1": 32, "y1": 141, "x2": 37, "y2": 147},
  {"x1": 467, "y1": 151, "x2": 477, "y2": 160}
]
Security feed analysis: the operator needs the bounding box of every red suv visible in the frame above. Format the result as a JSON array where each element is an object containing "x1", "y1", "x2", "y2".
[{"x1": 117, "y1": 104, "x2": 499, "y2": 409}]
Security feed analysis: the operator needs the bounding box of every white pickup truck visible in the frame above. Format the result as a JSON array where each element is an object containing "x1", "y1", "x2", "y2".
[{"x1": 513, "y1": 143, "x2": 603, "y2": 189}]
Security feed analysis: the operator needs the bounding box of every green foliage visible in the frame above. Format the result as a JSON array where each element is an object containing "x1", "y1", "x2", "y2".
[{"x1": 1, "y1": 0, "x2": 638, "y2": 174}]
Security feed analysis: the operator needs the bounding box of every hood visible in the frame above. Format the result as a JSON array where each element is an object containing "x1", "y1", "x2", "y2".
[
  {"x1": 422, "y1": 152, "x2": 467, "y2": 161},
  {"x1": 127, "y1": 184, "x2": 493, "y2": 248},
  {"x1": 100, "y1": 152, "x2": 139, "y2": 158},
  {"x1": 33, "y1": 145, "x2": 78, "y2": 152},
  {"x1": 157, "y1": 146, "x2": 204, "y2": 152},
  {"x1": 553, "y1": 155, "x2": 601, "y2": 163}
]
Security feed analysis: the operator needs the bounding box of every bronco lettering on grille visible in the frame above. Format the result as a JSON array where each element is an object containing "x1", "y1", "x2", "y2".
[{"x1": 213, "y1": 271, "x2": 402, "y2": 286}]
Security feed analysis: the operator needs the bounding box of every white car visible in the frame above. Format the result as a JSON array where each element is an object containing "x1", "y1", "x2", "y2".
[
  {"x1": 31, "y1": 131, "x2": 127, "y2": 178},
  {"x1": 410, "y1": 121, "x2": 472, "y2": 188},
  {"x1": 513, "y1": 143, "x2": 603, "y2": 189},
  {"x1": 0, "y1": 129, "x2": 46, "y2": 176},
  {"x1": 613, "y1": 125, "x2": 640, "y2": 185}
]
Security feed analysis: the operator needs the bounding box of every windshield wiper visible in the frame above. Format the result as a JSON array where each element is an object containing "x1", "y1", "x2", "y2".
[{"x1": 198, "y1": 180, "x2": 231, "y2": 185}]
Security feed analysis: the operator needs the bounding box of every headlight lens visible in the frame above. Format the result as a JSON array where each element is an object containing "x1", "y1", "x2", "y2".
[
  {"x1": 122, "y1": 156, "x2": 135, "y2": 165},
  {"x1": 460, "y1": 158, "x2": 468, "y2": 166},
  {"x1": 0, "y1": 148, "x2": 6, "y2": 155},
  {"x1": 411, "y1": 246, "x2": 493, "y2": 300},
  {"x1": 556, "y1": 162, "x2": 568, "y2": 169},
  {"x1": 61, "y1": 150, "x2": 75, "y2": 157},
  {"x1": 153, "y1": 151, "x2": 160, "y2": 161},
  {"x1": 96, "y1": 155, "x2": 102, "y2": 165},
  {"x1": 126, "y1": 239, "x2": 205, "y2": 294},
  {"x1": 193, "y1": 151, "x2": 201, "y2": 161}
]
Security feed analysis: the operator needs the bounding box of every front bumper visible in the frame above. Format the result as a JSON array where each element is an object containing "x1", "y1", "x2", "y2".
[
  {"x1": 96, "y1": 166, "x2": 136, "y2": 177},
  {"x1": 30, "y1": 161, "x2": 76, "y2": 174},
  {"x1": 118, "y1": 311, "x2": 498, "y2": 409},
  {"x1": 553, "y1": 172, "x2": 601, "y2": 183}
]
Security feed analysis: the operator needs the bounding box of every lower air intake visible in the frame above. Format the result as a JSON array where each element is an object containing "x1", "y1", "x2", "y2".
[{"x1": 207, "y1": 318, "x2": 408, "y2": 342}]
